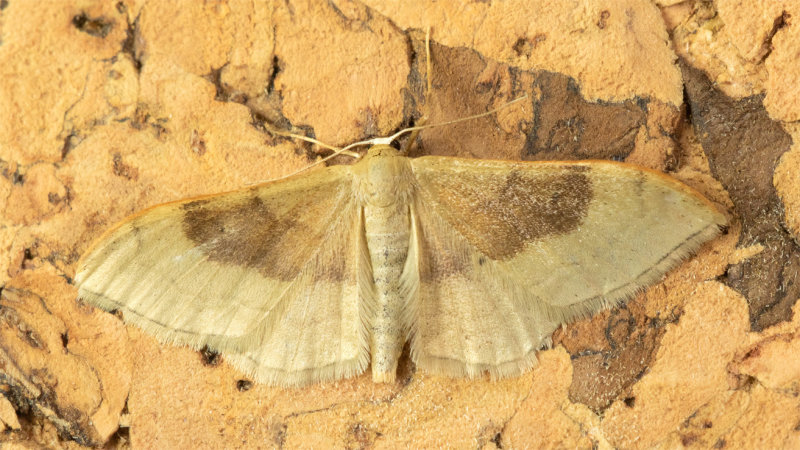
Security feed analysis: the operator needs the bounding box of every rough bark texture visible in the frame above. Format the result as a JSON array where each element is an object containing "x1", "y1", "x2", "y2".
[{"x1": 1, "y1": 0, "x2": 799, "y2": 448}]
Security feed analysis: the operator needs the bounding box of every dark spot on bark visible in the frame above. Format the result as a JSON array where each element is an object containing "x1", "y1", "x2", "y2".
[
  {"x1": 560, "y1": 301, "x2": 668, "y2": 412},
  {"x1": 72, "y1": 12, "x2": 113, "y2": 38},
  {"x1": 492, "y1": 433, "x2": 503, "y2": 448},
  {"x1": 107, "y1": 427, "x2": 131, "y2": 447},
  {"x1": 682, "y1": 60, "x2": 799, "y2": 331},
  {"x1": 348, "y1": 423, "x2": 382, "y2": 448},
  {"x1": 128, "y1": 105, "x2": 169, "y2": 138},
  {"x1": 753, "y1": 11, "x2": 791, "y2": 62},
  {"x1": 265, "y1": 55, "x2": 281, "y2": 95},
  {"x1": 623, "y1": 396, "x2": 635, "y2": 407},
  {"x1": 152, "y1": 120, "x2": 168, "y2": 140},
  {"x1": 512, "y1": 37, "x2": 532, "y2": 58},
  {"x1": 190, "y1": 129, "x2": 207, "y2": 156},
  {"x1": 743, "y1": 345, "x2": 761, "y2": 359},
  {"x1": 112, "y1": 153, "x2": 139, "y2": 180},
  {"x1": 271, "y1": 422, "x2": 287, "y2": 447},
  {"x1": 597, "y1": 10, "x2": 611, "y2": 29},
  {"x1": 512, "y1": 34, "x2": 547, "y2": 58},
  {"x1": 681, "y1": 433, "x2": 698, "y2": 446},
  {"x1": 204, "y1": 65, "x2": 248, "y2": 103},
  {"x1": 200, "y1": 346, "x2": 221, "y2": 366},
  {"x1": 12, "y1": 168, "x2": 24, "y2": 184},
  {"x1": 23, "y1": 326, "x2": 44, "y2": 349},
  {"x1": 523, "y1": 72, "x2": 647, "y2": 161},
  {"x1": 476, "y1": 422, "x2": 504, "y2": 449},
  {"x1": 61, "y1": 133, "x2": 80, "y2": 159},
  {"x1": 61, "y1": 332, "x2": 69, "y2": 348},
  {"x1": 120, "y1": 14, "x2": 142, "y2": 72}
]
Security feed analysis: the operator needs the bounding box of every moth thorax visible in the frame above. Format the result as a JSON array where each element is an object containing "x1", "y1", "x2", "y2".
[{"x1": 356, "y1": 145, "x2": 414, "y2": 207}]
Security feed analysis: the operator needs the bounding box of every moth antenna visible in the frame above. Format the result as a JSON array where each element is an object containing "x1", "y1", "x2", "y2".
[
  {"x1": 250, "y1": 131, "x2": 415, "y2": 185},
  {"x1": 246, "y1": 144, "x2": 357, "y2": 185},
  {"x1": 251, "y1": 122, "x2": 368, "y2": 185},
  {"x1": 262, "y1": 122, "x2": 361, "y2": 158},
  {"x1": 384, "y1": 94, "x2": 529, "y2": 147}
]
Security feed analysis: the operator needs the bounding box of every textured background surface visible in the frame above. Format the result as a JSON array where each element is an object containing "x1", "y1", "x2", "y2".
[{"x1": 1, "y1": 0, "x2": 799, "y2": 448}]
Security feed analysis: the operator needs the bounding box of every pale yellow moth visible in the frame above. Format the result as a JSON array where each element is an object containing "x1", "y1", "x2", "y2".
[
  {"x1": 75, "y1": 141, "x2": 725, "y2": 386},
  {"x1": 76, "y1": 27, "x2": 724, "y2": 387}
]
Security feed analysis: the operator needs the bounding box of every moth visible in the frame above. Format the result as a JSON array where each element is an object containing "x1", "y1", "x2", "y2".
[{"x1": 75, "y1": 142, "x2": 725, "y2": 386}]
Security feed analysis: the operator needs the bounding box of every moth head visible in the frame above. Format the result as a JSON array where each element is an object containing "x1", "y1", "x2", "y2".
[
  {"x1": 365, "y1": 145, "x2": 401, "y2": 158},
  {"x1": 354, "y1": 145, "x2": 414, "y2": 207}
]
